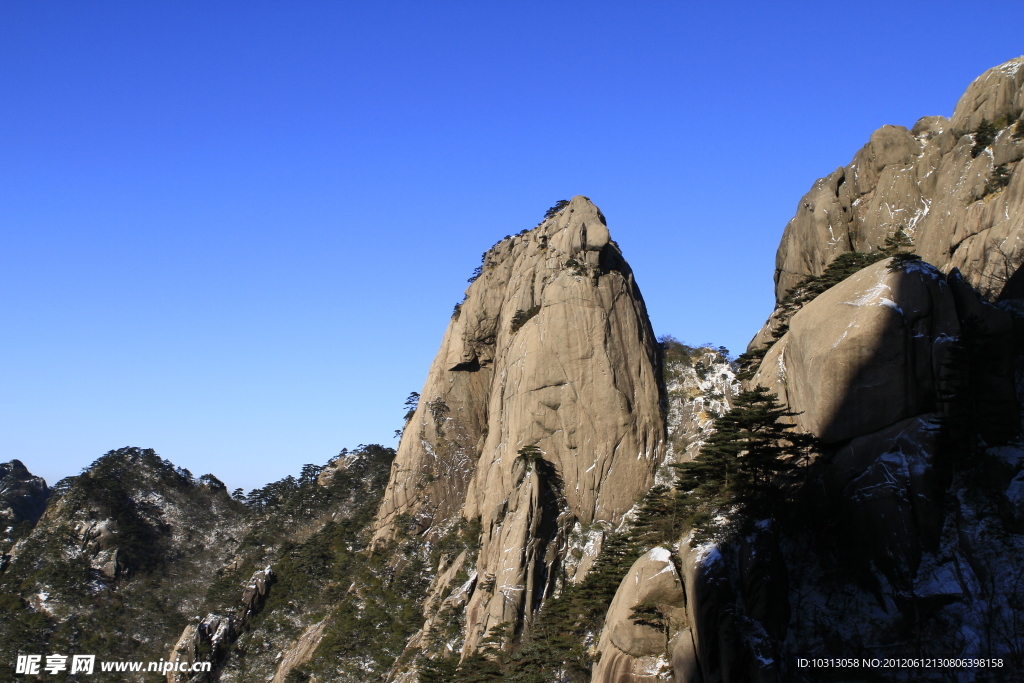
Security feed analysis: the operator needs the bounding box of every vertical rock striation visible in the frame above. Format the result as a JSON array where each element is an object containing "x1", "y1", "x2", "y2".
[{"x1": 373, "y1": 196, "x2": 664, "y2": 655}]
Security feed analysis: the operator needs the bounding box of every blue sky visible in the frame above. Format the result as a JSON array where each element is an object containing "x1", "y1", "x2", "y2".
[{"x1": 3, "y1": 1, "x2": 1023, "y2": 491}]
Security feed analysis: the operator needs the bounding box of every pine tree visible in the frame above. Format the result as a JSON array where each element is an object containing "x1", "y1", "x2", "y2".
[
  {"x1": 418, "y1": 656, "x2": 459, "y2": 683},
  {"x1": 629, "y1": 602, "x2": 670, "y2": 650},
  {"x1": 631, "y1": 485, "x2": 686, "y2": 546},
  {"x1": 453, "y1": 652, "x2": 504, "y2": 682},
  {"x1": 673, "y1": 386, "x2": 815, "y2": 526},
  {"x1": 881, "y1": 226, "x2": 914, "y2": 254},
  {"x1": 972, "y1": 118, "x2": 997, "y2": 157},
  {"x1": 544, "y1": 199, "x2": 570, "y2": 219}
]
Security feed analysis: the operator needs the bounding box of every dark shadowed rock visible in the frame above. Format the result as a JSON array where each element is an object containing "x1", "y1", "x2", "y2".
[
  {"x1": 0, "y1": 459, "x2": 50, "y2": 528},
  {"x1": 753, "y1": 259, "x2": 959, "y2": 443}
]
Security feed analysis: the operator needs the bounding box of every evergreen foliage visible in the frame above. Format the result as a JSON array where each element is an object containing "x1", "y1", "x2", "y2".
[
  {"x1": 231, "y1": 444, "x2": 426, "y2": 680},
  {"x1": 972, "y1": 118, "x2": 997, "y2": 158},
  {"x1": 417, "y1": 524, "x2": 649, "y2": 682},
  {"x1": 630, "y1": 485, "x2": 687, "y2": 547},
  {"x1": 738, "y1": 230, "x2": 918, "y2": 380},
  {"x1": 308, "y1": 537, "x2": 431, "y2": 678},
  {"x1": 777, "y1": 251, "x2": 889, "y2": 317},
  {"x1": 510, "y1": 305, "x2": 541, "y2": 333},
  {"x1": 881, "y1": 226, "x2": 915, "y2": 253},
  {"x1": 985, "y1": 163, "x2": 1013, "y2": 197},
  {"x1": 738, "y1": 250, "x2": 892, "y2": 379},
  {"x1": 240, "y1": 445, "x2": 381, "y2": 517},
  {"x1": 659, "y1": 335, "x2": 695, "y2": 367},
  {"x1": 886, "y1": 251, "x2": 923, "y2": 272},
  {"x1": 629, "y1": 601, "x2": 669, "y2": 649},
  {"x1": 659, "y1": 336, "x2": 729, "y2": 371},
  {"x1": 468, "y1": 250, "x2": 493, "y2": 283},
  {"x1": 515, "y1": 445, "x2": 544, "y2": 472},
  {"x1": 563, "y1": 257, "x2": 587, "y2": 276},
  {"x1": 418, "y1": 655, "x2": 460, "y2": 683},
  {"x1": 403, "y1": 391, "x2": 420, "y2": 421},
  {"x1": 735, "y1": 346, "x2": 769, "y2": 382},
  {"x1": 543, "y1": 199, "x2": 570, "y2": 219},
  {"x1": 673, "y1": 386, "x2": 816, "y2": 534},
  {"x1": 0, "y1": 447, "x2": 247, "y2": 672}
]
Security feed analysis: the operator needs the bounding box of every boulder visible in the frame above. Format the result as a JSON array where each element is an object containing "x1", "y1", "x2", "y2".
[
  {"x1": 753, "y1": 259, "x2": 959, "y2": 443},
  {"x1": 592, "y1": 547, "x2": 684, "y2": 683}
]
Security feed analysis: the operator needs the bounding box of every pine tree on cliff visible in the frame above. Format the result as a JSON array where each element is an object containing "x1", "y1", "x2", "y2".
[{"x1": 673, "y1": 386, "x2": 815, "y2": 522}]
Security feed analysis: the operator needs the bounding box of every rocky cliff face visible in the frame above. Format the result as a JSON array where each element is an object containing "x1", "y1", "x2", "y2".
[
  {"x1": 374, "y1": 195, "x2": 665, "y2": 659},
  {"x1": 642, "y1": 58, "x2": 1024, "y2": 683},
  {"x1": 771, "y1": 56, "x2": 1024, "y2": 318},
  {"x1": 0, "y1": 459, "x2": 49, "y2": 557}
]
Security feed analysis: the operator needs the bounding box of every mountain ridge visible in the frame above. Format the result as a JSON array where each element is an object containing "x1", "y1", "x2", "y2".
[{"x1": 2, "y1": 56, "x2": 1024, "y2": 683}]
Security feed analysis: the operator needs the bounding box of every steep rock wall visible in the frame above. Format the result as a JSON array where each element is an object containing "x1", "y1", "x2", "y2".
[
  {"x1": 675, "y1": 260, "x2": 1022, "y2": 681},
  {"x1": 373, "y1": 196, "x2": 664, "y2": 656},
  {"x1": 591, "y1": 347, "x2": 738, "y2": 683},
  {"x1": 772, "y1": 57, "x2": 1024, "y2": 308},
  {"x1": 672, "y1": 58, "x2": 1024, "y2": 682}
]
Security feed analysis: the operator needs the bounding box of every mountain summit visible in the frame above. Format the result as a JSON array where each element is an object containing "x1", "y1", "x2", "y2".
[{"x1": 374, "y1": 195, "x2": 665, "y2": 658}]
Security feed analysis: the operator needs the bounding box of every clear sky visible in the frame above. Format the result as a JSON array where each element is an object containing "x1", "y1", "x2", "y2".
[{"x1": 2, "y1": 1, "x2": 1023, "y2": 491}]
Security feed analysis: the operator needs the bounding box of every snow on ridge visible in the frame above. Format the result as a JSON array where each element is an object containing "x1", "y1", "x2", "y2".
[
  {"x1": 998, "y1": 59, "x2": 1023, "y2": 76},
  {"x1": 847, "y1": 280, "x2": 893, "y2": 308},
  {"x1": 648, "y1": 546, "x2": 671, "y2": 563}
]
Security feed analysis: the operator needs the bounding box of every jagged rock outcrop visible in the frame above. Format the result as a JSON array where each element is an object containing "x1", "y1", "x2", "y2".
[
  {"x1": 374, "y1": 196, "x2": 665, "y2": 657},
  {"x1": 0, "y1": 460, "x2": 49, "y2": 527},
  {"x1": 166, "y1": 566, "x2": 274, "y2": 683},
  {"x1": 0, "y1": 459, "x2": 49, "y2": 557},
  {"x1": 771, "y1": 56, "x2": 1024, "y2": 313}
]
